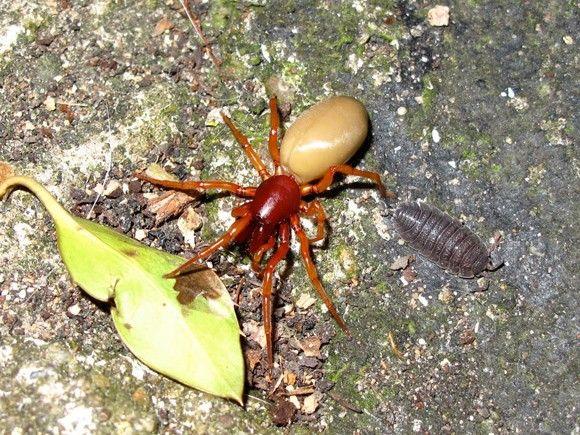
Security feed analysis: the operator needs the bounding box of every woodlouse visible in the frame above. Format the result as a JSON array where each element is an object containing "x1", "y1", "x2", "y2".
[{"x1": 393, "y1": 202, "x2": 493, "y2": 278}]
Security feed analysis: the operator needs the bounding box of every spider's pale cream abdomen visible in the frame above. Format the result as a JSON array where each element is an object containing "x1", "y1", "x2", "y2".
[{"x1": 280, "y1": 96, "x2": 369, "y2": 183}]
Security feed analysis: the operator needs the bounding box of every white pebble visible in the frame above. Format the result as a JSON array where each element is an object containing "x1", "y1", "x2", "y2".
[
  {"x1": 68, "y1": 304, "x2": 81, "y2": 316},
  {"x1": 427, "y1": 5, "x2": 450, "y2": 26},
  {"x1": 134, "y1": 229, "x2": 147, "y2": 241},
  {"x1": 432, "y1": 128, "x2": 441, "y2": 143}
]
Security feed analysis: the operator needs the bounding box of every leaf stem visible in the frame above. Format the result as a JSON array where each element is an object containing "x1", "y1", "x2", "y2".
[{"x1": 0, "y1": 176, "x2": 79, "y2": 229}]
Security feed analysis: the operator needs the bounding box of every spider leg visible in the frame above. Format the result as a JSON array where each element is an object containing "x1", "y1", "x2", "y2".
[
  {"x1": 261, "y1": 223, "x2": 290, "y2": 370},
  {"x1": 231, "y1": 203, "x2": 251, "y2": 217},
  {"x1": 221, "y1": 113, "x2": 270, "y2": 180},
  {"x1": 268, "y1": 96, "x2": 281, "y2": 168},
  {"x1": 165, "y1": 214, "x2": 252, "y2": 278},
  {"x1": 289, "y1": 215, "x2": 350, "y2": 335},
  {"x1": 299, "y1": 164, "x2": 395, "y2": 199},
  {"x1": 299, "y1": 200, "x2": 327, "y2": 243},
  {"x1": 252, "y1": 235, "x2": 276, "y2": 274},
  {"x1": 135, "y1": 172, "x2": 256, "y2": 198}
]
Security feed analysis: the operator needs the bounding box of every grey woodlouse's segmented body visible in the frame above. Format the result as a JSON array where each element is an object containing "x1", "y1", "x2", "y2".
[{"x1": 393, "y1": 202, "x2": 491, "y2": 278}]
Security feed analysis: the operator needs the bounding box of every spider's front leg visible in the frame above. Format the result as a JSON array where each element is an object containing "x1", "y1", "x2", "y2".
[
  {"x1": 165, "y1": 213, "x2": 252, "y2": 278},
  {"x1": 251, "y1": 236, "x2": 275, "y2": 274},
  {"x1": 135, "y1": 172, "x2": 257, "y2": 198}
]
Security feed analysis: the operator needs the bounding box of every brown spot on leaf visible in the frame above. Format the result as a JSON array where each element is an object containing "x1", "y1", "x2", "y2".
[
  {"x1": 123, "y1": 323, "x2": 132, "y2": 330},
  {"x1": 173, "y1": 265, "x2": 221, "y2": 305},
  {"x1": 121, "y1": 248, "x2": 138, "y2": 257}
]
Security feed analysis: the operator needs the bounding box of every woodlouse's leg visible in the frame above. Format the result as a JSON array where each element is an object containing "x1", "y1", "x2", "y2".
[
  {"x1": 487, "y1": 232, "x2": 504, "y2": 272},
  {"x1": 165, "y1": 214, "x2": 252, "y2": 278},
  {"x1": 261, "y1": 223, "x2": 290, "y2": 370},
  {"x1": 289, "y1": 215, "x2": 350, "y2": 335},
  {"x1": 252, "y1": 235, "x2": 276, "y2": 273},
  {"x1": 268, "y1": 96, "x2": 281, "y2": 168},
  {"x1": 299, "y1": 164, "x2": 395, "y2": 199},
  {"x1": 299, "y1": 200, "x2": 327, "y2": 243},
  {"x1": 135, "y1": 172, "x2": 256, "y2": 197},
  {"x1": 221, "y1": 113, "x2": 270, "y2": 180}
]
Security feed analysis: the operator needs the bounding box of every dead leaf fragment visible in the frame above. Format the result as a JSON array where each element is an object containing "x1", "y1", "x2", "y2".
[
  {"x1": 460, "y1": 329, "x2": 476, "y2": 346},
  {"x1": 389, "y1": 255, "x2": 412, "y2": 270},
  {"x1": 243, "y1": 320, "x2": 267, "y2": 349},
  {"x1": 153, "y1": 17, "x2": 174, "y2": 36},
  {"x1": 245, "y1": 349, "x2": 262, "y2": 371},
  {"x1": 283, "y1": 371, "x2": 296, "y2": 386},
  {"x1": 177, "y1": 206, "x2": 203, "y2": 246},
  {"x1": 295, "y1": 293, "x2": 316, "y2": 309},
  {"x1": 428, "y1": 5, "x2": 450, "y2": 26},
  {"x1": 302, "y1": 391, "x2": 322, "y2": 415},
  {"x1": 147, "y1": 191, "x2": 197, "y2": 225},
  {"x1": 271, "y1": 398, "x2": 297, "y2": 426},
  {"x1": 0, "y1": 162, "x2": 14, "y2": 184},
  {"x1": 142, "y1": 164, "x2": 180, "y2": 182},
  {"x1": 299, "y1": 336, "x2": 322, "y2": 358},
  {"x1": 438, "y1": 286, "x2": 454, "y2": 304},
  {"x1": 402, "y1": 266, "x2": 417, "y2": 283},
  {"x1": 103, "y1": 180, "x2": 122, "y2": 198},
  {"x1": 285, "y1": 386, "x2": 315, "y2": 396},
  {"x1": 58, "y1": 103, "x2": 75, "y2": 123}
]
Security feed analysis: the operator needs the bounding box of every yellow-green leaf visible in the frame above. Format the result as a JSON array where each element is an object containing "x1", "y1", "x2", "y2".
[{"x1": 0, "y1": 176, "x2": 244, "y2": 403}]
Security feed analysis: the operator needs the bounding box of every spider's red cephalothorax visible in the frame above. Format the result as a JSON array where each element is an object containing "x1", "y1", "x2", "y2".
[{"x1": 136, "y1": 96, "x2": 395, "y2": 371}]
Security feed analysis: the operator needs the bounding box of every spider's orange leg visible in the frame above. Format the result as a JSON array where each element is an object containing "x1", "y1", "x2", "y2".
[
  {"x1": 165, "y1": 214, "x2": 252, "y2": 278},
  {"x1": 299, "y1": 200, "x2": 327, "y2": 243},
  {"x1": 289, "y1": 215, "x2": 350, "y2": 334},
  {"x1": 221, "y1": 113, "x2": 270, "y2": 180},
  {"x1": 231, "y1": 203, "x2": 251, "y2": 217},
  {"x1": 299, "y1": 164, "x2": 395, "y2": 199},
  {"x1": 268, "y1": 96, "x2": 281, "y2": 168},
  {"x1": 261, "y1": 223, "x2": 290, "y2": 370},
  {"x1": 252, "y1": 235, "x2": 276, "y2": 273},
  {"x1": 135, "y1": 172, "x2": 256, "y2": 198}
]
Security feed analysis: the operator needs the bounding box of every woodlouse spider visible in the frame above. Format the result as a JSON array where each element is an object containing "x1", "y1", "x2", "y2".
[{"x1": 136, "y1": 96, "x2": 396, "y2": 370}]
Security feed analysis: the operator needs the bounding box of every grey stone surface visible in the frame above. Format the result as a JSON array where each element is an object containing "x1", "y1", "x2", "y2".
[{"x1": 0, "y1": 0, "x2": 577, "y2": 433}]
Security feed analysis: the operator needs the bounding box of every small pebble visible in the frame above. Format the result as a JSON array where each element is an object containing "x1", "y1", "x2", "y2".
[
  {"x1": 44, "y1": 96, "x2": 56, "y2": 111},
  {"x1": 427, "y1": 5, "x2": 450, "y2": 27},
  {"x1": 104, "y1": 180, "x2": 122, "y2": 198},
  {"x1": 128, "y1": 180, "x2": 142, "y2": 193},
  {"x1": 134, "y1": 229, "x2": 147, "y2": 241},
  {"x1": 432, "y1": 128, "x2": 441, "y2": 143},
  {"x1": 562, "y1": 35, "x2": 573, "y2": 45},
  {"x1": 396, "y1": 106, "x2": 407, "y2": 116},
  {"x1": 68, "y1": 304, "x2": 81, "y2": 316}
]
